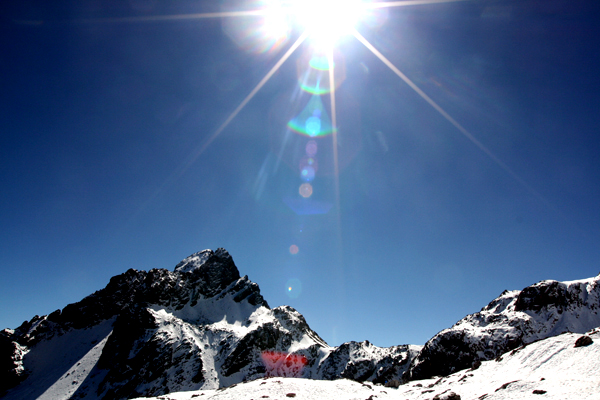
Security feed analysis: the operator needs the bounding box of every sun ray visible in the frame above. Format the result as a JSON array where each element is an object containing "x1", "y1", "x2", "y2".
[
  {"x1": 195, "y1": 30, "x2": 308, "y2": 159},
  {"x1": 328, "y1": 49, "x2": 341, "y2": 200},
  {"x1": 131, "y1": 30, "x2": 308, "y2": 218},
  {"x1": 351, "y1": 29, "x2": 554, "y2": 206},
  {"x1": 327, "y1": 45, "x2": 347, "y2": 318},
  {"x1": 366, "y1": 0, "x2": 470, "y2": 10},
  {"x1": 73, "y1": 10, "x2": 268, "y2": 24}
]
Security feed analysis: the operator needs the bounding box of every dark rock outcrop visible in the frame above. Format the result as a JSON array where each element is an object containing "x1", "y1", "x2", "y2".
[{"x1": 0, "y1": 330, "x2": 27, "y2": 395}]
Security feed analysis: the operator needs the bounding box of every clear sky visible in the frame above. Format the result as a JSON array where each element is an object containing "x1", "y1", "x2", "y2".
[{"x1": 1, "y1": 0, "x2": 599, "y2": 347}]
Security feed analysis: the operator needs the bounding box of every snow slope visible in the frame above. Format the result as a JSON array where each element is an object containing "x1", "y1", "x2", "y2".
[
  {"x1": 2, "y1": 318, "x2": 114, "y2": 400},
  {"x1": 132, "y1": 328, "x2": 600, "y2": 400}
]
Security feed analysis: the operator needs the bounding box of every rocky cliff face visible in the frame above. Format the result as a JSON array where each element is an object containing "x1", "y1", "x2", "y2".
[
  {"x1": 405, "y1": 275, "x2": 600, "y2": 381},
  {"x1": 316, "y1": 340, "x2": 421, "y2": 384}
]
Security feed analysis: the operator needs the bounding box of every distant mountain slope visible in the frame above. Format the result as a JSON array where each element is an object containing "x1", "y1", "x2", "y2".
[
  {"x1": 406, "y1": 275, "x2": 600, "y2": 381},
  {"x1": 130, "y1": 328, "x2": 600, "y2": 400},
  {"x1": 0, "y1": 249, "x2": 416, "y2": 400}
]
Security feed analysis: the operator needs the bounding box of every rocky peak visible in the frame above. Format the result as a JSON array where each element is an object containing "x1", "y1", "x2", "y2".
[
  {"x1": 174, "y1": 249, "x2": 215, "y2": 273},
  {"x1": 182, "y1": 248, "x2": 241, "y2": 297},
  {"x1": 514, "y1": 278, "x2": 599, "y2": 313}
]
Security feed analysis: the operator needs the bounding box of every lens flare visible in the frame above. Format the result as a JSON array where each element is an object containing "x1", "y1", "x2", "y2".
[
  {"x1": 305, "y1": 140, "x2": 318, "y2": 156},
  {"x1": 221, "y1": 0, "x2": 291, "y2": 54},
  {"x1": 296, "y1": 48, "x2": 346, "y2": 95},
  {"x1": 287, "y1": 94, "x2": 335, "y2": 137},
  {"x1": 305, "y1": 115, "x2": 321, "y2": 135},
  {"x1": 299, "y1": 183, "x2": 313, "y2": 198},
  {"x1": 289, "y1": 244, "x2": 299, "y2": 254},
  {"x1": 261, "y1": 351, "x2": 307, "y2": 377},
  {"x1": 285, "y1": 278, "x2": 303, "y2": 299},
  {"x1": 300, "y1": 166, "x2": 315, "y2": 181}
]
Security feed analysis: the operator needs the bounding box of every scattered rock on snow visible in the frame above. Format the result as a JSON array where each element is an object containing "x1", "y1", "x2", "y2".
[
  {"x1": 433, "y1": 391, "x2": 461, "y2": 400},
  {"x1": 574, "y1": 335, "x2": 593, "y2": 347},
  {"x1": 533, "y1": 389, "x2": 547, "y2": 394},
  {"x1": 495, "y1": 381, "x2": 518, "y2": 391},
  {"x1": 384, "y1": 379, "x2": 401, "y2": 388}
]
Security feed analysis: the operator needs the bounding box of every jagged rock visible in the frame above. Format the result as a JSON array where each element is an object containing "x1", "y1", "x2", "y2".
[
  {"x1": 316, "y1": 340, "x2": 420, "y2": 384},
  {"x1": 574, "y1": 335, "x2": 593, "y2": 347},
  {"x1": 0, "y1": 329, "x2": 27, "y2": 395}
]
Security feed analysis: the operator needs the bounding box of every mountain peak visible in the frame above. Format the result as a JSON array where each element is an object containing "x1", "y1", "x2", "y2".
[
  {"x1": 174, "y1": 249, "x2": 215, "y2": 273},
  {"x1": 174, "y1": 248, "x2": 234, "y2": 273}
]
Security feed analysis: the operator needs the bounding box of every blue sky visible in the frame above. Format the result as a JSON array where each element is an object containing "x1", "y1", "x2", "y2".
[{"x1": 1, "y1": 0, "x2": 599, "y2": 347}]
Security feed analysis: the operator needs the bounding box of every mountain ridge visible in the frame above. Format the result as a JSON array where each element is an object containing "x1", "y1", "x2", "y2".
[
  {"x1": 1, "y1": 248, "x2": 599, "y2": 399},
  {"x1": 0, "y1": 248, "x2": 417, "y2": 399}
]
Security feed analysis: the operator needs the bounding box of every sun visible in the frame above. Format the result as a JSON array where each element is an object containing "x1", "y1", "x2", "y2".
[
  {"x1": 289, "y1": 0, "x2": 366, "y2": 47},
  {"x1": 256, "y1": 0, "x2": 367, "y2": 50}
]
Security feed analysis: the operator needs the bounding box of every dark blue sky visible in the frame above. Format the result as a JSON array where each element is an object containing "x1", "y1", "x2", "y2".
[{"x1": 1, "y1": 0, "x2": 599, "y2": 347}]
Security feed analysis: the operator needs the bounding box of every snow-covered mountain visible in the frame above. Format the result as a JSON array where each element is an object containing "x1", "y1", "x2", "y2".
[
  {"x1": 406, "y1": 275, "x2": 600, "y2": 381},
  {"x1": 0, "y1": 249, "x2": 418, "y2": 399},
  {"x1": 131, "y1": 328, "x2": 600, "y2": 400},
  {"x1": 1, "y1": 248, "x2": 599, "y2": 400}
]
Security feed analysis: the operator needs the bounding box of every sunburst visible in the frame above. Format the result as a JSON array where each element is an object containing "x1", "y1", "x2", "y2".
[{"x1": 81, "y1": 0, "x2": 546, "y2": 209}]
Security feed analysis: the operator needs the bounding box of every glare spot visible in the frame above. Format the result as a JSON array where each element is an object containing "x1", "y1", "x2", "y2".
[
  {"x1": 300, "y1": 156, "x2": 318, "y2": 178},
  {"x1": 287, "y1": 94, "x2": 334, "y2": 136},
  {"x1": 305, "y1": 140, "x2": 318, "y2": 156},
  {"x1": 299, "y1": 183, "x2": 313, "y2": 198},
  {"x1": 296, "y1": 48, "x2": 346, "y2": 94},
  {"x1": 305, "y1": 116, "x2": 321, "y2": 136},
  {"x1": 309, "y1": 55, "x2": 332, "y2": 71},
  {"x1": 285, "y1": 278, "x2": 302, "y2": 299},
  {"x1": 221, "y1": 0, "x2": 291, "y2": 54},
  {"x1": 300, "y1": 166, "x2": 315, "y2": 182},
  {"x1": 289, "y1": 244, "x2": 299, "y2": 254}
]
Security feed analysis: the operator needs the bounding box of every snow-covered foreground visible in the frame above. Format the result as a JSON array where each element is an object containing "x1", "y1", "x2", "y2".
[{"x1": 132, "y1": 329, "x2": 600, "y2": 400}]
